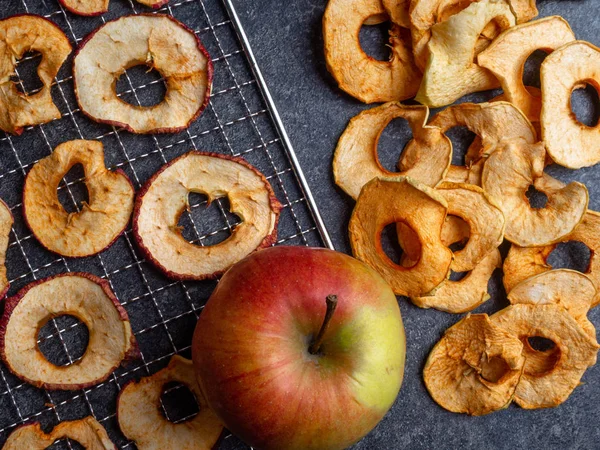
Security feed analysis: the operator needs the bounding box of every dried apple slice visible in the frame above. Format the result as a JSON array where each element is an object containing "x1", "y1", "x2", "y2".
[
  {"x1": 0, "y1": 200, "x2": 13, "y2": 299},
  {"x1": 481, "y1": 140, "x2": 588, "y2": 247},
  {"x1": 491, "y1": 304, "x2": 599, "y2": 409},
  {"x1": 424, "y1": 314, "x2": 524, "y2": 415},
  {"x1": 477, "y1": 16, "x2": 576, "y2": 123},
  {"x1": 541, "y1": 41, "x2": 600, "y2": 168},
  {"x1": 59, "y1": 0, "x2": 109, "y2": 15},
  {"x1": 0, "y1": 273, "x2": 138, "y2": 390},
  {"x1": 118, "y1": 355, "x2": 223, "y2": 449},
  {"x1": 382, "y1": 0, "x2": 410, "y2": 28},
  {"x1": 349, "y1": 177, "x2": 452, "y2": 296},
  {"x1": 0, "y1": 15, "x2": 72, "y2": 134},
  {"x1": 134, "y1": 152, "x2": 281, "y2": 280},
  {"x1": 323, "y1": 0, "x2": 421, "y2": 103},
  {"x1": 4, "y1": 417, "x2": 115, "y2": 449},
  {"x1": 415, "y1": 0, "x2": 515, "y2": 107},
  {"x1": 23, "y1": 140, "x2": 134, "y2": 257},
  {"x1": 73, "y1": 14, "x2": 213, "y2": 134},
  {"x1": 444, "y1": 160, "x2": 484, "y2": 186},
  {"x1": 333, "y1": 103, "x2": 451, "y2": 199}
]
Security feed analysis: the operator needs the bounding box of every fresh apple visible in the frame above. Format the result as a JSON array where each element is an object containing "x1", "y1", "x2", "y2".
[{"x1": 192, "y1": 246, "x2": 405, "y2": 450}]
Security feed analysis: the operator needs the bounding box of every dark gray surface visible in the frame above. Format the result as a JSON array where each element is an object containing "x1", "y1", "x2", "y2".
[{"x1": 232, "y1": 1, "x2": 600, "y2": 449}]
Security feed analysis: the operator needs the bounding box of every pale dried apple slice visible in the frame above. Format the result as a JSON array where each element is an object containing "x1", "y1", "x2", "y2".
[
  {"x1": 491, "y1": 304, "x2": 599, "y2": 409},
  {"x1": 23, "y1": 140, "x2": 134, "y2": 257},
  {"x1": 541, "y1": 41, "x2": 600, "y2": 168},
  {"x1": 424, "y1": 314, "x2": 524, "y2": 415},
  {"x1": 59, "y1": 0, "x2": 109, "y2": 15},
  {"x1": 323, "y1": 0, "x2": 421, "y2": 103},
  {"x1": 0, "y1": 15, "x2": 72, "y2": 134},
  {"x1": 478, "y1": 16, "x2": 575, "y2": 123},
  {"x1": 349, "y1": 177, "x2": 452, "y2": 296},
  {"x1": 135, "y1": 0, "x2": 169, "y2": 8},
  {"x1": 415, "y1": 0, "x2": 515, "y2": 107},
  {"x1": 333, "y1": 103, "x2": 451, "y2": 199},
  {"x1": 118, "y1": 355, "x2": 223, "y2": 450},
  {"x1": 4, "y1": 417, "x2": 115, "y2": 450},
  {"x1": 481, "y1": 140, "x2": 588, "y2": 247},
  {"x1": 133, "y1": 152, "x2": 281, "y2": 280},
  {"x1": 0, "y1": 273, "x2": 138, "y2": 390},
  {"x1": 0, "y1": 200, "x2": 13, "y2": 299},
  {"x1": 73, "y1": 14, "x2": 213, "y2": 134}
]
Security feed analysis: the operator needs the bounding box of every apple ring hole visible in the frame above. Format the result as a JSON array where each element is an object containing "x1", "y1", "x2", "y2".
[
  {"x1": 37, "y1": 315, "x2": 89, "y2": 367},
  {"x1": 525, "y1": 184, "x2": 548, "y2": 209},
  {"x1": 449, "y1": 270, "x2": 469, "y2": 282},
  {"x1": 378, "y1": 117, "x2": 413, "y2": 172},
  {"x1": 57, "y1": 163, "x2": 89, "y2": 214},
  {"x1": 570, "y1": 82, "x2": 600, "y2": 128},
  {"x1": 381, "y1": 223, "x2": 407, "y2": 266},
  {"x1": 359, "y1": 17, "x2": 391, "y2": 62},
  {"x1": 546, "y1": 241, "x2": 591, "y2": 273},
  {"x1": 445, "y1": 126, "x2": 478, "y2": 166},
  {"x1": 160, "y1": 381, "x2": 200, "y2": 423},
  {"x1": 116, "y1": 64, "x2": 166, "y2": 107},
  {"x1": 479, "y1": 356, "x2": 511, "y2": 383},
  {"x1": 46, "y1": 440, "x2": 85, "y2": 450},
  {"x1": 521, "y1": 49, "x2": 549, "y2": 91},
  {"x1": 12, "y1": 51, "x2": 43, "y2": 96},
  {"x1": 522, "y1": 336, "x2": 561, "y2": 376}
]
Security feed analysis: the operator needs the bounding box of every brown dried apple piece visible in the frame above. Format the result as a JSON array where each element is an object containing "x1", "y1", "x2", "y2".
[
  {"x1": 73, "y1": 14, "x2": 213, "y2": 134},
  {"x1": 541, "y1": 41, "x2": 600, "y2": 168},
  {"x1": 382, "y1": 0, "x2": 410, "y2": 28},
  {"x1": 481, "y1": 140, "x2": 588, "y2": 247},
  {"x1": 0, "y1": 273, "x2": 138, "y2": 390},
  {"x1": 323, "y1": 0, "x2": 421, "y2": 103},
  {"x1": 349, "y1": 177, "x2": 452, "y2": 296},
  {"x1": 0, "y1": 15, "x2": 72, "y2": 134},
  {"x1": 491, "y1": 304, "x2": 599, "y2": 409},
  {"x1": 424, "y1": 314, "x2": 524, "y2": 415},
  {"x1": 0, "y1": 199, "x2": 13, "y2": 299},
  {"x1": 59, "y1": 0, "x2": 109, "y2": 15},
  {"x1": 23, "y1": 140, "x2": 134, "y2": 257},
  {"x1": 118, "y1": 355, "x2": 223, "y2": 450},
  {"x1": 333, "y1": 103, "x2": 451, "y2": 199},
  {"x1": 4, "y1": 416, "x2": 115, "y2": 449},
  {"x1": 444, "y1": 159, "x2": 484, "y2": 186},
  {"x1": 133, "y1": 151, "x2": 281, "y2": 280}
]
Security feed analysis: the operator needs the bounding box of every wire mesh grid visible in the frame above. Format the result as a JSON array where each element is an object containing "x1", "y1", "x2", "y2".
[{"x1": 0, "y1": 0, "x2": 329, "y2": 448}]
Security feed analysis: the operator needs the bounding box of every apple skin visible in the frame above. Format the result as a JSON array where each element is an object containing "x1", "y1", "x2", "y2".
[{"x1": 192, "y1": 246, "x2": 405, "y2": 450}]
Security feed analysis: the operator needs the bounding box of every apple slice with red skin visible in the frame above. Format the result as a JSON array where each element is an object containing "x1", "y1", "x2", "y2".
[
  {"x1": 193, "y1": 246, "x2": 405, "y2": 450},
  {"x1": 60, "y1": 0, "x2": 168, "y2": 16}
]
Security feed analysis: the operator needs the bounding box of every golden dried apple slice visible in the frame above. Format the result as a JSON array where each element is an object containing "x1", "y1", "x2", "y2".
[
  {"x1": 4, "y1": 417, "x2": 115, "y2": 450},
  {"x1": 415, "y1": 0, "x2": 515, "y2": 108},
  {"x1": 333, "y1": 103, "x2": 451, "y2": 199},
  {"x1": 0, "y1": 15, "x2": 72, "y2": 134},
  {"x1": 482, "y1": 140, "x2": 588, "y2": 247},
  {"x1": 541, "y1": 41, "x2": 600, "y2": 168},
  {"x1": 478, "y1": 16, "x2": 576, "y2": 123},
  {"x1": 118, "y1": 355, "x2": 223, "y2": 449},
  {"x1": 0, "y1": 273, "x2": 138, "y2": 390},
  {"x1": 323, "y1": 0, "x2": 421, "y2": 103},
  {"x1": 349, "y1": 177, "x2": 452, "y2": 296},
  {"x1": 491, "y1": 304, "x2": 599, "y2": 409},
  {"x1": 444, "y1": 160, "x2": 484, "y2": 186},
  {"x1": 74, "y1": 14, "x2": 213, "y2": 134},
  {"x1": 23, "y1": 140, "x2": 134, "y2": 258},
  {"x1": 382, "y1": 0, "x2": 410, "y2": 28},
  {"x1": 134, "y1": 152, "x2": 281, "y2": 280},
  {"x1": 59, "y1": 0, "x2": 109, "y2": 15},
  {"x1": 0, "y1": 200, "x2": 13, "y2": 299},
  {"x1": 424, "y1": 314, "x2": 524, "y2": 416}
]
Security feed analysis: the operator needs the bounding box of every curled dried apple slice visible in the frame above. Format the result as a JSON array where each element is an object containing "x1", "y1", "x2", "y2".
[
  {"x1": 0, "y1": 273, "x2": 138, "y2": 390},
  {"x1": 349, "y1": 177, "x2": 452, "y2": 296},
  {"x1": 481, "y1": 140, "x2": 588, "y2": 247},
  {"x1": 133, "y1": 152, "x2": 281, "y2": 280},
  {"x1": 444, "y1": 160, "x2": 484, "y2": 186},
  {"x1": 478, "y1": 16, "x2": 576, "y2": 123},
  {"x1": 4, "y1": 417, "x2": 115, "y2": 450},
  {"x1": 382, "y1": 0, "x2": 410, "y2": 28},
  {"x1": 424, "y1": 314, "x2": 524, "y2": 415},
  {"x1": 323, "y1": 0, "x2": 421, "y2": 103},
  {"x1": 333, "y1": 103, "x2": 451, "y2": 199},
  {"x1": 541, "y1": 41, "x2": 600, "y2": 168},
  {"x1": 118, "y1": 355, "x2": 223, "y2": 449},
  {"x1": 73, "y1": 14, "x2": 213, "y2": 134},
  {"x1": 491, "y1": 304, "x2": 599, "y2": 409},
  {"x1": 23, "y1": 140, "x2": 134, "y2": 257},
  {"x1": 0, "y1": 200, "x2": 13, "y2": 299},
  {"x1": 0, "y1": 15, "x2": 72, "y2": 134}
]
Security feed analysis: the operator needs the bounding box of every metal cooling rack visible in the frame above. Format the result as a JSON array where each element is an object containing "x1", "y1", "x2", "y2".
[{"x1": 0, "y1": 0, "x2": 333, "y2": 448}]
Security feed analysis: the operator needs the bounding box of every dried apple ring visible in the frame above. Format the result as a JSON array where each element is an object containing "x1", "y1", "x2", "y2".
[
  {"x1": 491, "y1": 304, "x2": 599, "y2": 409},
  {"x1": 118, "y1": 355, "x2": 223, "y2": 449},
  {"x1": 59, "y1": 0, "x2": 109, "y2": 15},
  {"x1": 0, "y1": 273, "x2": 138, "y2": 390},
  {"x1": 482, "y1": 140, "x2": 588, "y2": 247},
  {"x1": 0, "y1": 200, "x2": 13, "y2": 299},
  {"x1": 333, "y1": 103, "x2": 451, "y2": 199},
  {"x1": 23, "y1": 140, "x2": 134, "y2": 258},
  {"x1": 349, "y1": 177, "x2": 452, "y2": 296},
  {"x1": 323, "y1": 0, "x2": 421, "y2": 103},
  {"x1": 444, "y1": 160, "x2": 484, "y2": 186},
  {"x1": 382, "y1": 0, "x2": 410, "y2": 28},
  {"x1": 134, "y1": 152, "x2": 281, "y2": 280},
  {"x1": 74, "y1": 14, "x2": 213, "y2": 134},
  {"x1": 4, "y1": 417, "x2": 115, "y2": 450},
  {"x1": 424, "y1": 314, "x2": 524, "y2": 416},
  {"x1": 0, "y1": 15, "x2": 72, "y2": 134},
  {"x1": 541, "y1": 41, "x2": 600, "y2": 168},
  {"x1": 478, "y1": 16, "x2": 576, "y2": 123}
]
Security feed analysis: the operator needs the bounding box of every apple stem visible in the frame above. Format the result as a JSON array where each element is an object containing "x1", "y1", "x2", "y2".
[{"x1": 309, "y1": 295, "x2": 338, "y2": 355}]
